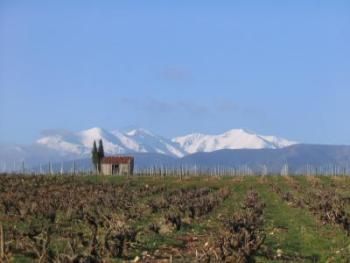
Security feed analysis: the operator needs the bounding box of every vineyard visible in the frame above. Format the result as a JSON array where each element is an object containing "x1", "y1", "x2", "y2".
[{"x1": 1, "y1": 175, "x2": 350, "y2": 262}]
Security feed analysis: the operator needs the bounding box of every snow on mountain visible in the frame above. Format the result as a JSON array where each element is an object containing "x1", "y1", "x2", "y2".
[
  {"x1": 125, "y1": 129, "x2": 186, "y2": 157},
  {"x1": 0, "y1": 128, "x2": 297, "y2": 170},
  {"x1": 78, "y1": 128, "x2": 127, "y2": 154},
  {"x1": 37, "y1": 128, "x2": 126, "y2": 155},
  {"x1": 36, "y1": 127, "x2": 185, "y2": 158},
  {"x1": 37, "y1": 135, "x2": 83, "y2": 155},
  {"x1": 34, "y1": 128, "x2": 297, "y2": 157},
  {"x1": 259, "y1": 135, "x2": 296, "y2": 149},
  {"x1": 172, "y1": 129, "x2": 296, "y2": 154}
]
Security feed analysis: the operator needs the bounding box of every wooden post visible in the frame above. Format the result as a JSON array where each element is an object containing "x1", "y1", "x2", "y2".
[{"x1": 0, "y1": 224, "x2": 4, "y2": 260}]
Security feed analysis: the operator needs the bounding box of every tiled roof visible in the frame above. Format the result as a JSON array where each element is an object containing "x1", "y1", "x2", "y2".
[{"x1": 101, "y1": 156, "x2": 134, "y2": 164}]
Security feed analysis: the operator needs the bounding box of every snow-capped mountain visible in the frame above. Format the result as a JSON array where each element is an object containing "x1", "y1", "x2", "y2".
[
  {"x1": 123, "y1": 129, "x2": 186, "y2": 157},
  {"x1": 0, "y1": 127, "x2": 297, "y2": 170},
  {"x1": 36, "y1": 127, "x2": 295, "y2": 157},
  {"x1": 173, "y1": 129, "x2": 296, "y2": 154},
  {"x1": 36, "y1": 127, "x2": 185, "y2": 157}
]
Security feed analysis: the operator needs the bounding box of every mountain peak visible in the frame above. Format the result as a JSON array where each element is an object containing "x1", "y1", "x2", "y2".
[
  {"x1": 173, "y1": 129, "x2": 296, "y2": 154},
  {"x1": 223, "y1": 128, "x2": 253, "y2": 136},
  {"x1": 127, "y1": 128, "x2": 154, "y2": 137},
  {"x1": 80, "y1": 127, "x2": 106, "y2": 137}
]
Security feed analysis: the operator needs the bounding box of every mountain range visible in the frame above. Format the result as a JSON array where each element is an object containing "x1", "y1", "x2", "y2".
[
  {"x1": 2, "y1": 127, "x2": 350, "y2": 174},
  {"x1": 0, "y1": 127, "x2": 296, "y2": 171},
  {"x1": 36, "y1": 127, "x2": 296, "y2": 157}
]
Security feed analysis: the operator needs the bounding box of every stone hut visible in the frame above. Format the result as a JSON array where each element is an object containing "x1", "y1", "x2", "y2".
[{"x1": 100, "y1": 156, "x2": 134, "y2": 175}]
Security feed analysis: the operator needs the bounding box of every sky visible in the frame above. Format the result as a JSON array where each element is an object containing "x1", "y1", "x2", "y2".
[{"x1": 0, "y1": 1, "x2": 349, "y2": 145}]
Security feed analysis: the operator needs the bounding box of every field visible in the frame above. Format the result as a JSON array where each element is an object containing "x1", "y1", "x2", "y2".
[{"x1": 1, "y1": 175, "x2": 350, "y2": 262}]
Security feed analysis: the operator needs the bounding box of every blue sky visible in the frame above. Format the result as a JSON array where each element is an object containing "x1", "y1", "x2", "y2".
[{"x1": 0, "y1": 1, "x2": 349, "y2": 144}]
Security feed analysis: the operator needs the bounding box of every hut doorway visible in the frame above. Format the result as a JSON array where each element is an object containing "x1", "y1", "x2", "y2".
[{"x1": 112, "y1": 164, "x2": 119, "y2": 175}]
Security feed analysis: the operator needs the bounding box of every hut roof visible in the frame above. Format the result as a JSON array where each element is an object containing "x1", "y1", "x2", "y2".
[{"x1": 101, "y1": 156, "x2": 134, "y2": 164}]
